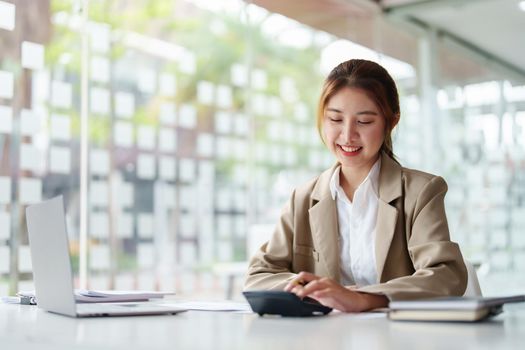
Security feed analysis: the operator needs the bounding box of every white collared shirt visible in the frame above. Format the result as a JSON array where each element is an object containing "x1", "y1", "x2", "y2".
[{"x1": 329, "y1": 158, "x2": 381, "y2": 287}]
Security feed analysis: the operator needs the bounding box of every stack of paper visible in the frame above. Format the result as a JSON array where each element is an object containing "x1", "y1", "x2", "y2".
[
  {"x1": 75, "y1": 290, "x2": 174, "y2": 303},
  {"x1": 17, "y1": 290, "x2": 174, "y2": 305},
  {"x1": 388, "y1": 295, "x2": 525, "y2": 322}
]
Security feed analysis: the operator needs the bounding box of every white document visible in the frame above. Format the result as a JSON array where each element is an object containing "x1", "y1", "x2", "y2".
[{"x1": 164, "y1": 300, "x2": 252, "y2": 312}]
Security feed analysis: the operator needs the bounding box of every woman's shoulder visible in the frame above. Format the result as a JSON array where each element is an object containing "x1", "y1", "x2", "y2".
[
  {"x1": 399, "y1": 164, "x2": 448, "y2": 193},
  {"x1": 381, "y1": 153, "x2": 447, "y2": 192}
]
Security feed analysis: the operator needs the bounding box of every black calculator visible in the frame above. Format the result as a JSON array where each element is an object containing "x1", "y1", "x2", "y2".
[{"x1": 243, "y1": 291, "x2": 333, "y2": 317}]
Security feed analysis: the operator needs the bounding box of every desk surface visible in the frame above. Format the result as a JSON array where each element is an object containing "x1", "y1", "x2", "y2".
[{"x1": 1, "y1": 302, "x2": 524, "y2": 350}]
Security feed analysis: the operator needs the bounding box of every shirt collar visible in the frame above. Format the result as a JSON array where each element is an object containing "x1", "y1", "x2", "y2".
[{"x1": 329, "y1": 157, "x2": 382, "y2": 200}]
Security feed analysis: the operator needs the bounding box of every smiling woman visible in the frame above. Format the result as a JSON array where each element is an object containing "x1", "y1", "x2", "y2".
[{"x1": 244, "y1": 59, "x2": 468, "y2": 313}]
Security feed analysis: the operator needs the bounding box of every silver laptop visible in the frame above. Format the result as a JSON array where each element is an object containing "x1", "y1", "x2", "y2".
[{"x1": 26, "y1": 195, "x2": 186, "y2": 317}]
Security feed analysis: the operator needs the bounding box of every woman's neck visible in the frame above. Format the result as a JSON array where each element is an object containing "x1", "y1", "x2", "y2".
[{"x1": 339, "y1": 157, "x2": 379, "y2": 201}]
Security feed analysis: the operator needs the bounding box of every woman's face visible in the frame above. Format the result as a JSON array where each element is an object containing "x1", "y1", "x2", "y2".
[{"x1": 322, "y1": 87, "x2": 385, "y2": 172}]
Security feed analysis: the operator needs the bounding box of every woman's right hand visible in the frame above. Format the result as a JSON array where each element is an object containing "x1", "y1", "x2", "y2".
[{"x1": 284, "y1": 271, "x2": 388, "y2": 312}]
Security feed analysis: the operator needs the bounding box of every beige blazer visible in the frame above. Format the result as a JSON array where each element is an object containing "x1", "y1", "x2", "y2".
[{"x1": 244, "y1": 152, "x2": 467, "y2": 300}]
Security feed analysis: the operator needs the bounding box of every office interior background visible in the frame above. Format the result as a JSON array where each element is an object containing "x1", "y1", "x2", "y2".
[{"x1": 0, "y1": 0, "x2": 524, "y2": 298}]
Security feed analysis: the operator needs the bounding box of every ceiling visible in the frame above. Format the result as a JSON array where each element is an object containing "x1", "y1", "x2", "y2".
[{"x1": 249, "y1": 0, "x2": 525, "y2": 85}]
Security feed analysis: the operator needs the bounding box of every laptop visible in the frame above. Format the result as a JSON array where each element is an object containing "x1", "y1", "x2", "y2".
[{"x1": 26, "y1": 195, "x2": 187, "y2": 317}]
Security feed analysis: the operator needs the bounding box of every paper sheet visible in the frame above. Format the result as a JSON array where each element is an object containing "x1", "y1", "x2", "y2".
[{"x1": 164, "y1": 300, "x2": 252, "y2": 312}]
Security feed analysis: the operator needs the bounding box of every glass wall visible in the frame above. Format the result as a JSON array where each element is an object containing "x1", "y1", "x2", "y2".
[{"x1": 434, "y1": 80, "x2": 525, "y2": 294}]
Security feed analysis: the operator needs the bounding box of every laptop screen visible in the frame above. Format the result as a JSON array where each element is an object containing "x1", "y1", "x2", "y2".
[{"x1": 26, "y1": 195, "x2": 77, "y2": 317}]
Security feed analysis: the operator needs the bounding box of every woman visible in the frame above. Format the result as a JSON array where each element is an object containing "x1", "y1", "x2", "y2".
[{"x1": 244, "y1": 59, "x2": 467, "y2": 312}]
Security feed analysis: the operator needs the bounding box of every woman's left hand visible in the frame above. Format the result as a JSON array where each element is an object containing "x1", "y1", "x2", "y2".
[{"x1": 284, "y1": 271, "x2": 388, "y2": 312}]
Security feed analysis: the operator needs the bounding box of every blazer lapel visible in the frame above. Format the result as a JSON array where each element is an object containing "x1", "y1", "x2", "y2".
[
  {"x1": 308, "y1": 165, "x2": 340, "y2": 281},
  {"x1": 375, "y1": 153, "x2": 403, "y2": 282}
]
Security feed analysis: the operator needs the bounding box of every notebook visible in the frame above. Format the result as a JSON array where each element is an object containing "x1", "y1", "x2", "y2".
[
  {"x1": 388, "y1": 295, "x2": 525, "y2": 322},
  {"x1": 26, "y1": 195, "x2": 187, "y2": 317}
]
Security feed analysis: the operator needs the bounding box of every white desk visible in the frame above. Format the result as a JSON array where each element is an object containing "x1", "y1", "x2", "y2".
[{"x1": 1, "y1": 302, "x2": 524, "y2": 350}]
